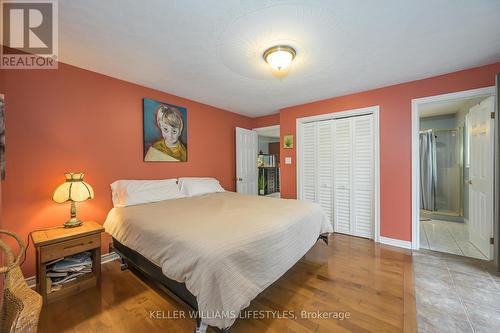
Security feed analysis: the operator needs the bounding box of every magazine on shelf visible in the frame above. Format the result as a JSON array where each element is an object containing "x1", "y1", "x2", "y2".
[
  {"x1": 46, "y1": 251, "x2": 94, "y2": 292},
  {"x1": 51, "y1": 271, "x2": 88, "y2": 285}
]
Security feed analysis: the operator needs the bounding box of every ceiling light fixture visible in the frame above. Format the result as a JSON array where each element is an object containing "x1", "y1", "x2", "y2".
[{"x1": 263, "y1": 45, "x2": 296, "y2": 71}]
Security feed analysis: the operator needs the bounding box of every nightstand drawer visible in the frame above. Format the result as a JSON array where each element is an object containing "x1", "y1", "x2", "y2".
[{"x1": 40, "y1": 234, "x2": 100, "y2": 263}]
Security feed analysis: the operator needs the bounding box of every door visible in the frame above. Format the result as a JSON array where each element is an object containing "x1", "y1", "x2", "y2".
[
  {"x1": 298, "y1": 114, "x2": 374, "y2": 238},
  {"x1": 333, "y1": 115, "x2": 374, "y2": 238},
  {"x1": 469, "y1": 96, "x2": 495, "y2": 259},
  {"x1": 317, "y1": 120, "x2": 334, "y2": 227},
  {"x1": 333, "y1": 118, "x2": 352, "y2": 235},
  {"x1": 496, "y1": 73, "x2": 500, "y2": 270},
  {"x1": 298, "y1": 122, "x2": 317, "y2": 202},
  {"x1": 352, "y1": 115, "x2": 374, "y2": 238},
  {"x1": 236, "y1": 127, "x2": 258, "y2": 195}
]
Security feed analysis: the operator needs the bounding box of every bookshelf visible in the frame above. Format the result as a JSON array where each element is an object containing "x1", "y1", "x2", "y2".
[{"x1": 257, "y1": 153, "x2": 280, "y2": 196}]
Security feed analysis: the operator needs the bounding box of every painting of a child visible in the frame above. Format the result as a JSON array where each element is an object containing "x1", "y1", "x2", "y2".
[{"x1": 143, "y1": 98, "x2": 187, "y2": 162}]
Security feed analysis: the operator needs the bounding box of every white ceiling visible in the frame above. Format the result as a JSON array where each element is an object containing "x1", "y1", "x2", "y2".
[
  {"x1": 419, "y1": 96, "x2": 486, "y2": 118},
  {"x1": 58, "y1": 0, "x2": 500, "y2": 117}
]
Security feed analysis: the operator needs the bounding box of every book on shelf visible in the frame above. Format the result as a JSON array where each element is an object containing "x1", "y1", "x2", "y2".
[{"x1": 257, "y1": 154, "x2": 277, "y2": 167}]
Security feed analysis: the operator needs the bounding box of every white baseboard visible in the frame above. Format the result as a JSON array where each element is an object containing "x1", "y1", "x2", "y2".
[
  {"x1": 379, "y1": 236, "x2": 413, "y2": 250},
  {"x1": 26, "y1": 276, "x2": 36, "y2": 289},
  {"x1": 102, "y1": 251, "x2": 120, "y2": 264},
  {"x1": 26, "y1": 251, "x2": 120, "y2": 289}
]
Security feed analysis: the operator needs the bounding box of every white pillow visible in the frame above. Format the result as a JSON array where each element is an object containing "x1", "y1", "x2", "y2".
[
  {"x1": 178, "y1": 177, "x2": 225, "y2": 197},
  {"x1": 110, "y1": 179, "x2": 185, "y2": 207}
]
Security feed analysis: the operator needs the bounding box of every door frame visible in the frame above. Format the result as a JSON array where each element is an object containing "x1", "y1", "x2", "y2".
[
  {"x1": 253, "y1": 124, "x2": 281, "y2": 196},
  {"x1": 411, "y1": 87, "x2": 496, "y2": 250},
  {"x1": 296, "y1": 105, "x2": 380, "y2": 242}
]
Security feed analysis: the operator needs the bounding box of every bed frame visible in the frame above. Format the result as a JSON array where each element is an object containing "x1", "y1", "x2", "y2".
[{"x1": 113, "y1": 234, "x2": 329, "y2": 333}]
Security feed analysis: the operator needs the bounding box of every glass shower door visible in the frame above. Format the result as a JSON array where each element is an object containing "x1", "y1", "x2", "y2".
[{"x1": 434, "y1": 129, "x2": 462, "y2": 215}]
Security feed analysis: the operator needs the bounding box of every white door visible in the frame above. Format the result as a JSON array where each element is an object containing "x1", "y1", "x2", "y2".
[
  {"x1": 333, "y1": 118, "x2": 352, "y2": 235},
  {"x1": 317, "y1": 120, "x2": 334, "y2": 227},
  {"x1": 469, "y1": 96, "x2": 495, "y2": 259},
  {"x1": 352, "y1": 115, "x2": 374, "y2": 238},
  {"x1": 298, "y1": 114, "x2": 374, "y2": 238},
  {"x1": 333, "y1": 115, "x2": 374, "y2": 238},
  {"x1": 236, "y1": 127, "x2": 258, "y2": 195},
  {"x1": 298, "y1": 122, "x2": 318, "y2": 202}
]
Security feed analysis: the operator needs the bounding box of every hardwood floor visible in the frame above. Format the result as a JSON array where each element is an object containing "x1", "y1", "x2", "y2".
[{"x1": 38, "y1": 234, "x2": 417, "y2": 333}]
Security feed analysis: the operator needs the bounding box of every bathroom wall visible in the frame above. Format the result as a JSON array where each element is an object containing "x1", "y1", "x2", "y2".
[{"x1": 420, "y1": 114, "x2": 457, "y2": 130}]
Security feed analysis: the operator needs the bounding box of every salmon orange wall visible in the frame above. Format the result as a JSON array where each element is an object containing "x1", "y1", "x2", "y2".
[
  {"x1": 251, "y1": 113, "x2": 280, "y2": 128},
  {"x1": 279, "y1": 62, "x2": 500, "y2": 242},
  {"x1": 0, "y1": 63, "x2": 252, "y2": 276}
]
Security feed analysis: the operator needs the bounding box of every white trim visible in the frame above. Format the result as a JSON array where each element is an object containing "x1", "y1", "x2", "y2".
[
  {"x1": 296, "y1": 105, "x2": 380, "y2": 242},
  {"x1": 26, "y1": 276, "x2": 36, "y2": 289},
  {"x1": 26, "y1": 251, "x2": 120, "y2": 289},
  {"x1": 102, "y1": 251, "x2": 120, "y2": 264},
  {"x1": 296, "y1": 105, "x2": 378, "y2": 124},
  {"x1": 379, "y1": 236, "x2": 413, "y2": 250},
  {"x1": 411, "y1": 86, "x2": 496, "y2": 250}
]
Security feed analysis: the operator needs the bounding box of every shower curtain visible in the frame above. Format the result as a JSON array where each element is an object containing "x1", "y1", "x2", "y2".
[{"x1": 420, "y1": 130, "x2": 437, "y2": 211}]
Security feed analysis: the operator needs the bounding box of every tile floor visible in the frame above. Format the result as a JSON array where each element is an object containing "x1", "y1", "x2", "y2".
[
  {"x1": 413, "y1": 250, "x2": 500, "y2": 333},
  {"x1": 420, "y1": 219, "x2": 487, "y2": 260}
]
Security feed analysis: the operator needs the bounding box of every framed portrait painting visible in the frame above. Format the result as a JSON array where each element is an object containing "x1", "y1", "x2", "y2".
[{"x1": 143, "y1": 98, "x2": 188, "y2": 162}]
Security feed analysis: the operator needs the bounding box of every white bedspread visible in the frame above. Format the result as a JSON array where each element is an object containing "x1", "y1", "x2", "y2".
[{"x1": 104, "y1": 191, "x2": 332, "y2": 329}]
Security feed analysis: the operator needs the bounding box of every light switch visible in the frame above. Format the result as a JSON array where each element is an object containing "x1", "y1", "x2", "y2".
[{"x1": 285, "y1": 157, "x2": 292, "y2": 165}]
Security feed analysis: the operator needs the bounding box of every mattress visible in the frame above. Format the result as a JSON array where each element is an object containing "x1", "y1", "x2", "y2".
[{"x1": 104, "y1": 191, "x2": 332, "y2": 329}]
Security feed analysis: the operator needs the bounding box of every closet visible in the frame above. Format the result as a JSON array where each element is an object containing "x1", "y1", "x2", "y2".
[{"x1": 298, "y1": 113, "x2": 375, "y2": 239}]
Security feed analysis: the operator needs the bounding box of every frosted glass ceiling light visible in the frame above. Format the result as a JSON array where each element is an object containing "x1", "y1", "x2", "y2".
[{"x1": 263, "y1": 45, "x2": 296, "y2": 71}]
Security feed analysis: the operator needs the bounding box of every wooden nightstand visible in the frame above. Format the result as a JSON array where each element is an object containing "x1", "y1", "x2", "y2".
[{"x1": 31, "y1": 221, "x2": 104, "y2": 305}]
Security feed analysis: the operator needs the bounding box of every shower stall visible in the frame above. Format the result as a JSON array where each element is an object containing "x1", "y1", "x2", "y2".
[{"x1": 420, "y1": 127, "x2": 463, "y2": 218}]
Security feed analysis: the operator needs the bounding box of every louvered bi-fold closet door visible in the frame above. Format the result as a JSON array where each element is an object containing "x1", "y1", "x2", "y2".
[
  {"x1": 351, "y1": 115, "x2": 374, "y2": 238},
  {"x1": 317, "y1": 120, "x2": 334, "y2": 226},
  {"x1": 300, "y1": 122, "x2": 317, "y2": 202},
  {"x1": 333, "y1": 118, "x2": 352, "y2": 234},
  {"x1": 299, "y1": 114, "x2": 374, "y2": 238}
]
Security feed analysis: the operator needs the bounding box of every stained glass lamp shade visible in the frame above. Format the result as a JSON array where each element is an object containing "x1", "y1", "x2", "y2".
[{"x1": 52, "y1": 172, "x2": 94, "y2": 228}]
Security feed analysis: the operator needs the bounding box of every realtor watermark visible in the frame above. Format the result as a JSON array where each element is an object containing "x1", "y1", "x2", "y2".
[
  {"x1": 149, "y1": 310, "x2": 351, "y2": 321},
  {"x1": 1, "y1": 0, "x2": 58, "y2": 69}
]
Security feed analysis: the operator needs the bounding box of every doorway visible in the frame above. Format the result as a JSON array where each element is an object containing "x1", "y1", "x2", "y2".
[
  {"x1": 412, "y1": 87, "x2": 496, "y2": 260},
  {"x1": 254, "y1": 125, "x2": 280, "y2": 198}
]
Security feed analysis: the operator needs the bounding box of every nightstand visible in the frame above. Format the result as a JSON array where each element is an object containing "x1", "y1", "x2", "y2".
[{"x1": 31, "y1": 221, "x2": 104, "y2": 305}]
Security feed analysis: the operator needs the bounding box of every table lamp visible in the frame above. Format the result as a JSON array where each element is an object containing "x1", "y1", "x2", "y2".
[{"x1": 52, "y1": 172, "x2": 94, "y2": 228}]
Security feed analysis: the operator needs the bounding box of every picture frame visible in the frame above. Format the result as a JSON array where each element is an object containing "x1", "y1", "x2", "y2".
[
  {"x1": 143, "y1": 98, "x2": 188, "y2": 162},
  {"x1": 283, "y1": 134, "x2": 293, "y2": 149}
]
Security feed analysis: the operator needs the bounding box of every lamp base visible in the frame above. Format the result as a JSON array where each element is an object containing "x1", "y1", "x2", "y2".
[{"x1": 64, "y1": 217, "x2": 82, "y2": 228}]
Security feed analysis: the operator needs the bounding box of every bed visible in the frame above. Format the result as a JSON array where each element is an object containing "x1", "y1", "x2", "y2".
[{"x1": 104, "y1": 191, "x2": 332, "y2": 332}]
